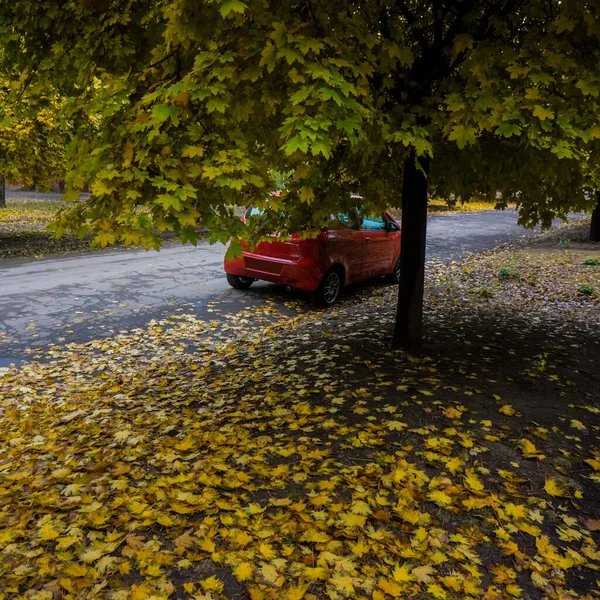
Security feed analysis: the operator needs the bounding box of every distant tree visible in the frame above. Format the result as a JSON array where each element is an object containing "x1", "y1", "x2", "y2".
[
  {"x1": 2, "y1": 0, "x2": 599, "y2": 348},
  {"x1": 0, "y1": 95, "x2": 69, "y2": 204}
]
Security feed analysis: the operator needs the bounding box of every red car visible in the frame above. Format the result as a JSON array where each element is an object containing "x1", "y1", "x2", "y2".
[{"x1": 224, "y1": 207, "x2": 401, "y2": 306}]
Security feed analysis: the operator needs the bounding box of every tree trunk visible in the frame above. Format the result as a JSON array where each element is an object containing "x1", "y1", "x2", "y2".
[
  {"x1": 0, "y1": 175, "x2": 5, "y2": 209},
  {"x1": 591, "y1": 191, "x2": 600, "y2": 243},
  {"x1": 392, "y1": 152, "x2": 430, "y2": 351}
]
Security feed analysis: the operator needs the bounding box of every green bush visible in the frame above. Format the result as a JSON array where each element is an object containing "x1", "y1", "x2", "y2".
[
  {"x1": 498, "y1": 265, "x2": 520, "y2": 280},
  {"x1": 558, "y1": 237, "x2": 572, "y2": 248},
  {"x1": 583, "y1": 256, "x2": 600, "y2": 266},
  {"x1": 577, "y1": 284, "x2": 596, "y2": 297}
]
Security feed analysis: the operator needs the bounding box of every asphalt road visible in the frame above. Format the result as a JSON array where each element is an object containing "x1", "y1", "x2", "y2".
[{"x1": 0, "y1": 209, "x2": 564, "y2": 363}]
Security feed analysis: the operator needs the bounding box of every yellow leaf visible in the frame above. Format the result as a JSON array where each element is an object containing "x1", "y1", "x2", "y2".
[
  {"x1": 39, "y1": 522, "x2": 60, "y2": 541},
  {"x1": 531, "y1": 571, "x2": 548, "y2": 589},
  {"x1": 412, "y1": 565, "x2": 434, "y2": 583},
  {"x1": 62, "y1": 564, "x2": 88, "y2": 578},
  {"x1": 429, "y1": 489, "x2": 453, "y2": 506},
  {"x1": 499, "y1": 404, "x2": 516, "y2": 416},
  {"x1": 544, "y1": 478, "x2": 566, "y2": 497},
  {"x1": 340, "y1": 513, "x2": 367, "y2": 528},
  {"x1": 198, "y1": 537, "x2": 216, "y2": 553},
  {"x1": 80, "y1": 548, "x2": 103, "y2": 563},
  {"x1": 261, "y1": 563, "x2": 280, "y2": 585},
  {"x1": 332, "y1": 574, "x2": 355, "y2": 594},
  {"x1": 443, "y1": 406, "x2": 463, "y2": 419},
  {"x1": 570, "y1": 419, "x2": 586, "y2": 431},
  {"x1": 301, "y1": 529, "x2": 330, "y2": 543},
  {"x1": 234, "y1": 562, "x2": 254, "y2": 582},
  {"x1": 232, "y1": 530, "x2": 253, "y2": 547},
  {"x1": 97, "y1": 556, "x2": 117, "y2": 574},
  {"x1": 585, "y1": 457, "x2": 600, "y2": 471},
  {"x1": 280, "y1": 585, "x2": 308, "y2": 600},
  {"x1": 428, "y1": 583, "x2": 447, "y2": 599},
  {"x1": 387, "y1": 420, "x2": 408, "y2": 431},
  {"x1": 201, "y1": 576, "x2": 224, "y2": 593},
  {"x1": 304, "y1": 566, "x2": 328, "y2": 579},
  {"x1": 393, "y1": 564, "x2": 412, "y2": 582},
  {"x1": 146, "y1": 564, "x2": 163, "y2": 577},
  {"x1": 379, "y1": 578, "x2": 403, "y2": 596},
  {"x1": 259, "y1": 542, "x2": 276, "y2": 559},
  {"x1": 519, "y1": 438, "x2": 545, "y2": 459},
  {"x1": 464, "y1": 469, "x2": 484, "y2": 492},
  {"x1": 351, "y1": 500, "x2": 372, "y2": 515},
  {"x1": 504, "y1": 503, "x2": 527, "y2": 520},
  {"x1": 350, "y1": 540, "x2": 369, "y2": 557},
  {"x1": 445, "y1": 457, "x2": 462, "y2": 474}
]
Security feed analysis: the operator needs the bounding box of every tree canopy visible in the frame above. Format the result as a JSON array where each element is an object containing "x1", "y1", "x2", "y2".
[{"x1": 1, "y1": 0, "x2": 599, "y2": 346}]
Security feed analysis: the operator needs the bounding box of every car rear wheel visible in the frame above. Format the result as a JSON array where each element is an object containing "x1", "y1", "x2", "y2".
[
  {"x1": 312, "y1": 267, "x2": 343, "y2": 307},
  {"x1": 385, "y1": 255, "x2": 401, "y2": 284},
  {"x1": 226, "y1": 274, "x2": 254, "y2": 290}
]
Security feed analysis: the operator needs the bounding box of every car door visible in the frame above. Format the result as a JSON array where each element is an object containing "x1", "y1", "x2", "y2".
[
  {"x1": 329, "y1": 209, "x2": 363, "y2": 283},
  {"x1": 357, "y1": 210, "x2": 396, "y2": 278}
]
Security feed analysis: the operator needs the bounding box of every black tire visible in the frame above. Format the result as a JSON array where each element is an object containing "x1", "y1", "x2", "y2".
[
  {"x1": 226, "y1": 273, "x2": 254, "y2": 290},
  {"x1": 385, "y1": 254, "x2": 401, "y2": 284},
  {"x1": 312, "y1": 267, "x2": 343, "y2": 307}
]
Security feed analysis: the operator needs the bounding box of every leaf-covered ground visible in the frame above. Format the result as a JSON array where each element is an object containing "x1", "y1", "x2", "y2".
[
  {"x1": 426, "y1": 199, "x2": 515, "y2": 214},
  {"x1": 1, "y1": 226, "x2": 599, "y2": 600}
]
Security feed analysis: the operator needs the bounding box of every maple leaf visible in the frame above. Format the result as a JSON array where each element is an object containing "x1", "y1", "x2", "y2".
[
  {"x1": 379, "y1": 578, "x2": 403, "y2": 596},
  {"x1": 234, "y1": 562, "x2": 254, "y2": 581},
  {"x1": 429, "y1": 489, "x2": 453, "y2": 506},
  {"x1": 464, "y1": 469, "x2": 484, "y2": 492},
  {"x1": 340, "y1": 512, "x2": 367, "y2": 528},
  {"x1": 261, "y1": 563, "x2": 281, "y2": 586},
  {"x1": 259, "y1": 542, "x2": 277, "y2": 559},
  {"x1": 201, "y1": 576, "x2": 224, "y2": 593},
  {"x1": 544, "y1": 478, "x2": 566, "y2": 497},
  {"x1": 38, "y1": 522, "x2": 60, "y2": 541},
  {"x1": 80, "y1": 548, "x2": 103, "y2": 563},
  {"x1": 393, "y1": 564, "x2": 413, "y2": 582},
  {"x1": 332, "y1": 574, "x2": 355, "y2": 594},
  {"x1": 62, "y1": 564, "x2": 88, "y2": 578},
  {"x1": 351, "y1": 500, "x2": 372, "y2": 515},
  {"x1": 499, "y1": 404, "x2": 517, "y2": 416},
  {"x1": 412, "y1": 565, "x2": 435, "y2": 583}
]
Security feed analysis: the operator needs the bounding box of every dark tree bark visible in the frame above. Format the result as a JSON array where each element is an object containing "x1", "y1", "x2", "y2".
[
  {"x1": 392, "y1": 152, "x2": 431, "y2": 351},
  {"x1": 0, "y1": 175, "x2": 6, "y2": 209},
  {"x1": 591, "y1": 191, "x2": 600, "y2": 243}
]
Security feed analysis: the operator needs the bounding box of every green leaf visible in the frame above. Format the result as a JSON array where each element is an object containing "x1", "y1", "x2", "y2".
[
  {"x1": 575, "y1": 80, "x2": 599, "y2": 97},
  {"x1": 299, "y1": 186, "x2": 314, "y2": 203},
  {"x1": 310, "y1": 139, "x2": 332, "y2": 158},
  {"x1": 318, "y1": 87, "x2": 343, "y2": 106},
  {"x1": 283, "y1": 136, "x2": 310, "y2": 155},
  {"x1": 152, "y1": 104, "x2": 179, "y2": 124},
  {"x1": 448, "y1": 124, "x2": 477, "y2": 149},
  {"x1": 259, "y1": 43, "x2": 277, "y2": 73},
  {"x1": 218, "y1": 0, "x2": 248, "y2": 18},
  {"x1": 225, "y1": 240, "x2": 243, "y2": 261},
  {"x1": 182, "y1": 145, "x2": 205, "y2": 158},
  {"x1": 532, "y1": 105, "x2": 555, "y2": 121},
  {"x1": 495, "y1": 122, "x2": 522, "y2": 138},
  {"x1": 92, "y1": 231, "x2": 117, "y2": 248}
]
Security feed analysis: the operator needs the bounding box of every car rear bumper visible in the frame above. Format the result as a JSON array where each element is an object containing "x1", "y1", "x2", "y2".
[{"x1": 224, "y1": 252, "x2": 324, "y2": 291}]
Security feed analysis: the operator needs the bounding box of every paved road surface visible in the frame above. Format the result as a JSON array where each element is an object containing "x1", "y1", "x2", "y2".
[{"x1": 0, "y1": 209, "x2": 569, "y2": 362}]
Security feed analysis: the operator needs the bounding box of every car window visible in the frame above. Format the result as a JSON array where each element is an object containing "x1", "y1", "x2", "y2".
[
  {"x1": 337, "y1": 211, "x2": 359, "y2": 230},
  {"x1": 358, "y1": 211, "x2": 386, "y2": 231}
]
